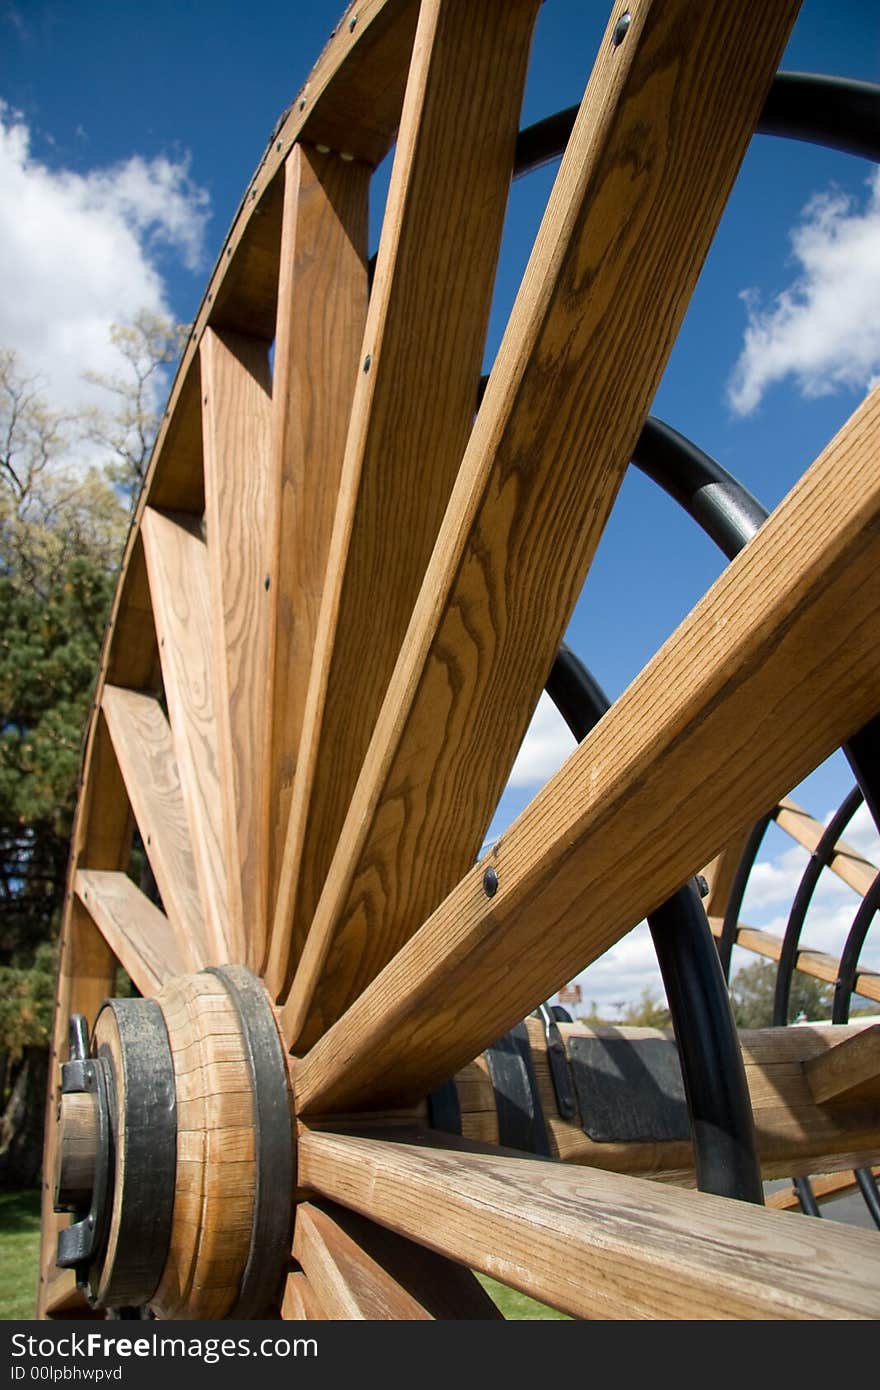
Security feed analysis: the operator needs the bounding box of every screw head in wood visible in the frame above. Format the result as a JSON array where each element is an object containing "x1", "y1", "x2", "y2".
[
  {"x1": 363, "y1": 353, "x2": 372, "y2": 372},
  {"x1": 483, "y1": 866, "x2": 499, "y2": 898},
  {"x1": 349, "y1": 14, "x2": 358, "y2": 32},
  {"x1": 612, "y1": 11, "x2": 631, "y2": 45}
]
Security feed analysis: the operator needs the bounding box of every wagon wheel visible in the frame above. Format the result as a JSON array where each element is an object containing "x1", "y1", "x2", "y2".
[{"x1": 38, "y1": 0, "x2": 880, "y2": 1321}]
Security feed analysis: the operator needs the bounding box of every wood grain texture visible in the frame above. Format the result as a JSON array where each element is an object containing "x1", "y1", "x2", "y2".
[
  {"x1": 296, "y1": 387, "x2": 880, "y2": 1114},
  {"x1": 297, "y1": 1130, "x2": 880, "y2": 1320},
  {"x1": 262, "y1": 147, "x2": 369, "y2": 940},
  {"x1": 100, "y1": 688, "x2": 210, "y2": 964},
  {"x1": 145, "y1": 0, "x2": 417, "y2": 504},
  {"x1": 448, "y1": 1019, "x2": 880, "y2": 1182},
  {"x1": 201, "y1": 328, "x2": 273, "y2": 969},
  {"x1": 806, "y1": 1025, "x2": 880, "y2": 1107},
  {"x1": 284, "y1": 0, "x2": 802, "y2": 1049},
  {"x1": 281, "y1": 1271, "x2": 326, "y2": 1321},
  {"x1": 75, "y1": 868, "x2": 197, "y2": 994},
  {"x1": 141, "y1": 507, "x2": 231, "y2": 961},
  {"x1": 701, "y1": 825, "x2": 755, "y2": 920},
  {"x1": 775, "y1": 795, "x2": 877, "y2": 897},
  {"x1": 293, "y1": 1200, "x2": 501, "y2": 1319},
  {"x1": 708, "y1": 915, "x2": 880, "y2": 1005},
  {"x1": 269, "y1": 0, "x2": 541, "y2": 1002},
  {"x1": 152, "y1": 973, "x2": 256, "y2": 1320}
]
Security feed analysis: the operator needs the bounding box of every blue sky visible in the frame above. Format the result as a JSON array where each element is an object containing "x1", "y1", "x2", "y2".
[{"x1": 3, "y1": 0, "x2": 879, "y2": 1011}]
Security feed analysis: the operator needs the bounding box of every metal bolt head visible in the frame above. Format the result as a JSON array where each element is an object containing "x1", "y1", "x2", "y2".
[
  {"x1": 363, "y1": 353, "x2": 372, "y2": 372},
  {"x1": 695, "y1": 874, "x2": 710, "y2": 899},
  {"x1": 612, "y1": 11, "x2": 631, "y2": 45},
  {"x1": 349, "y1": 14, "x2": 358, "y2": 33},
  {"x1": 483, "y1": 866, "x2": 499, "y2": 898}
]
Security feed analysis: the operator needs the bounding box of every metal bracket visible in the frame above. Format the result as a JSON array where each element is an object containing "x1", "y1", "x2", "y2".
[{"x1": 533, "y1": 1004, "x2": 576, "y2": 1120}]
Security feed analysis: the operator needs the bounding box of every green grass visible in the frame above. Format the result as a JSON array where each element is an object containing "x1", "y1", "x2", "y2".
[
  {"x1": 0, "y1": 1189, "x2": 568, "y2": 1321},
  {"x1": 0, "y1": 1188, "x2": 41, "y2": 1319},
  {"x1": 477, "y1": 1273, "x2": 570, "y2": 1320}
]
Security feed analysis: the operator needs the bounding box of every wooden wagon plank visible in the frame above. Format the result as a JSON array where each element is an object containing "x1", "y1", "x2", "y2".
[
  {"x1": 141, "y1": 508, "x2": 232, "y2": 961},
  {"x1": 284, "y1": 0, "x2": 802, "y2": 1048},
  {"x1": 293, "y1": 1201, "x2": 501, "y2": 1319},
  {"x1": 297, "y1": 1131, "x2": 880, "y2": 1320},
  {"x1": 74, "y1": 868, "x2": 197, "y2": 993},
  {"x1": 774, "y1": 796, "x2": 877, "y2": 897},
  {"x1": 262, "y1": 147, "x2": 369, "y2": 940},
  {"x1": 268, "y1": 0, "x2": 541, "y2": 999},
  {"x1": 100, "y1": 686, "x2": 209, "y2": 962},
  {"x1": 767, "y1": 1166, "x2": 880, "y2": 1210},
  {"x1": 709, "y1": 916, "x2": 880, "y2": 1004},
  {"x1": 201, "y1": 328, "x2": 273, "y2": 970},
  {"x1": 806, "y1": 1025, "x2": 880, "y2": 1107},
  {"x1": 523, "y1": 1020, "x2": 880, "y2": 1181},
  {"x1": 295, "y1": 386, "x2": 880, "y2": 1114}
]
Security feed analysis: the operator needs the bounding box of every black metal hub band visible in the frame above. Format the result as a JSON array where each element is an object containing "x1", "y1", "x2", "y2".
[{"x1": 208, "y1": 965, "x2": 295, "y2": 1318}]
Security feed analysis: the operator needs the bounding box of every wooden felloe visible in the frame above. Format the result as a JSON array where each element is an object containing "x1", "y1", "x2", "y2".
[{"x1": 38, "y1": 0, "x2": 880, "y2": 1322}]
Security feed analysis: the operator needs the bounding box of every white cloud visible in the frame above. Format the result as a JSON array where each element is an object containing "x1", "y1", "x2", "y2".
[
  {"x1": 0, "y1": 103, "x2": 210, "y2": 415},
  {"x1": 507, "y1": 691, "x2": 577, "y2": 787},
  {"x1": 727, "y1": 169, "x2": 880, "y2": 415}
]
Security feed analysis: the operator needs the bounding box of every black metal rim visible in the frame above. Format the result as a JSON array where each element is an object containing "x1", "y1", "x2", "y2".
[{"x1": 92, "y1": 998, "x2": 177, "y2": 1308}]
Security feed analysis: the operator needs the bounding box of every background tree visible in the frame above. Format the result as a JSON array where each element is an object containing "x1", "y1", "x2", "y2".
[
  {"x1": 730, "y1": 957, "x2": 834, "y2": 1028},
  {"x1": 81, "y1": 310, "x2": 188, "y2": 499},
  {"x1": 0, "y1": 319, "x2": 181, "y2": 1185}
]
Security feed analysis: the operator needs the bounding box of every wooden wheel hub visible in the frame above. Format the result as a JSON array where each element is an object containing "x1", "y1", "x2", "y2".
[{"x1": 52, "y1": 967, "x2": 293, "y2": 1318}]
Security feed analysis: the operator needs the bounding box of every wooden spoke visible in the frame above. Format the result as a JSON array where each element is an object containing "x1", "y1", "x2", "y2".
[
  {"x1": 281, "y1": 1272, "x2": 326, "y2": 1321},
  {"x1": 100, "y1": 686, "x2": 210, "y2": 962},
  {"x1": 140, "y1": 507, "x2": 232, "y2": 961},
  {"x1": 40, "y1": 0, "x2": 880, "y2": 1327},
  {"x1": 284, "y1": 0, "x2": 802, "y2": 1050},
  {"x1": 297, "y1": 1131, "x2": 880, "y2": 1320},
  {"x1": 200, "y1": 328, "x2": 272, "y2": 970},
  {"x1": 701, "y1": 826, "x2": 756, "y2": 920},
  {"x1": 74, "y1": 869, "x2": 198, "y2": 993},
  {"x1": 293, "y1": 1201, "x2": 501, "y2": 1319},
  {"x1": 296, "y1": 388, "x2": 880, "y2": 1115},
  {"x1": 709, "y1": 916, "x2": 880, "y2": 1005},
  {"x1": 267, "y1": 0, "x2": 541, "y2": 998},
  {"x1": 775, "y1": 796, "x2": 877, "y2": 897},
  {"x1": 263, "y1": 146, "x2": 369, "y2": 938}
]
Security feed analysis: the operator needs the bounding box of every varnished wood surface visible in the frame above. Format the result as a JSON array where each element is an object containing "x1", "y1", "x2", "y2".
[
  {"x1": 100, "y1": 688, "x2": 210, "y2": 962},
  {"x1": 296, "y1": 388, "x2": 880, "y2": 1115},
  {"x1": 281, "y1": 1271, "x2": 326, "y2": 1321},
  {"x1": 262, "y1": 147, "x2": 369, "y2": 942},
  {"x1": 293, "y1": 1200, "x2": 501, "y2": 1319},
  {"x1": 272, "y1": 0, "x2": 541, "y2": 1006},
  {"x1": 201, "y1": 328, "x2": 273, "y2": 969},
  {"x1": 75, "y1": 868, "x2": 196, "y2": 993},
  {"x1": 284, "y1": 0, "x2": 802, "y2": 1049},
  {"x1": 806, "y1": 1025, "x2": 880, "y2": 1107},
  {"x1": 140, "y1": 509, "x2": 231, "y2": 960},
  {"x1": 298, "y1": 1130, "x2": 880, "y2": 1319},
  {"x1": 152, "y1": 973, "x2": 256, "y2": 1320}
]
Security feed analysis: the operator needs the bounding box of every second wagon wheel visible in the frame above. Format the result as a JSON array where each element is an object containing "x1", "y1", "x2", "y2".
[{"x1": 38, "y1": 0, "x2": 880, "y2": 1320}]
